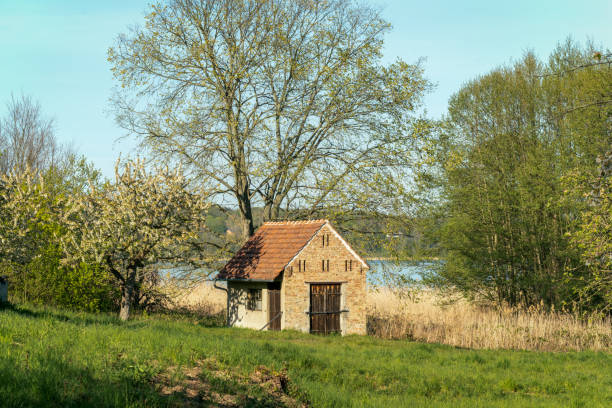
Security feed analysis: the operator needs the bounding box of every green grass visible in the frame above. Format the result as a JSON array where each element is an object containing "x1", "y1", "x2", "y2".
[{"x1": 0, "y1": 303, "x2": 610, "y2": 407}]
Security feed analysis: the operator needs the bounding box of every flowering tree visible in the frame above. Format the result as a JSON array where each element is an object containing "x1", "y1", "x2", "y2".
[
  {"x1": 0, "y1": 169, "x2": 55, "y2": 266},
  {"x1": 62, "y1": 159, "x2": 209, "y2": 320}
]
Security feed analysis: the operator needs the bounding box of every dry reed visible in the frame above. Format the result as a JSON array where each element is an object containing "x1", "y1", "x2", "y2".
[
  {"x1": 165, "y1": 281, "x2": 226, "y2": 316},
  {"x1": 367, "y1": 287, "x2": 612, "y2": 352}
]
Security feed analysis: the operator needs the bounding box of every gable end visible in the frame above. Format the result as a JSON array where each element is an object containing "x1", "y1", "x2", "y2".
[{"x1": 285, "y1": 221, "x2": 369, "y2": 270}]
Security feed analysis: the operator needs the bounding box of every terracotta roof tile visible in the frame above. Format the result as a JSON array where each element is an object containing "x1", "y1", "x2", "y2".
[{"x1": 217, "y1": 220, "x2": 327, "y2": 281}]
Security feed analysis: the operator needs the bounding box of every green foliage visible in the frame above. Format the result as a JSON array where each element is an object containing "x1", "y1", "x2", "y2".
[
  {"x1": 7, "y1": 244, "x2": 118, "y2": 313},
  {"x1": 0, "y1": 303, "x2": 610, "y2": 407},
  {"x1": 0, "y1": 155, "x2": 118, "y2": 312},
  {"x1": 205, "y1": 214, "x2": 227, "y2": 235},
  {"x1": 567, "y1": 151, "x2": 612, "y2": 314},
  {"x1": 431, "y1": 40, "x2": 612, "y2": 310},
  {"x1": 54, "y1": 262, "x2": 119, "y2": 313}
]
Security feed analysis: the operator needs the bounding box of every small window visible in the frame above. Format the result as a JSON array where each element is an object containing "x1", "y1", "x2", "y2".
[
  {"x1": 322, "y1": 259, "x2": 330, "y2": 272},
  {"x1": 322, "y1": 234, "x2": 329, "y2": 247},
  {"x1": 247, "y1": 289, "x2": 262, "y2": 311},
  {"x1": 297, "y1": 259, "x2": 306, "y2": 272}
]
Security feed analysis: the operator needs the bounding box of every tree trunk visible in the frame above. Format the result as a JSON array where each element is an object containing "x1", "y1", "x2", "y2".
[
  {"x1": 239, "y1": 198, "x2": 254, "y2": 238},
  {"x1": 119, "y1": 272, "x2": 136, "y2": 321},
  {"x1": 263, "y1": 198, "x2": 281, "y2": 222},
  {"x1": 235, "y1": 175, "x2": 255, "y2": 238},
  {"x1": 232, "y1": 140, "x2": 255, "y2": 238}
]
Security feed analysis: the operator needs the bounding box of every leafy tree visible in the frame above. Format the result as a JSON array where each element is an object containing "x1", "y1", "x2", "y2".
[
  {"x1": 567, "y1": 151, "x2": 612, "y2": 314},
  {"x1": 61, "y1": 159, "x2": 210, "y2": 320},
  {"x1": 109, "y1": 0, "x2": 432, "y2": 239},
  {"x1": 431, "y1": 41, "x2": 612, "y2": 309},
  {"x1": 546, "y1": 47, "x2": 611, "y2": 113},
  {"x1": 0, "y1": 159, "x2": 115, "y2": 311}
]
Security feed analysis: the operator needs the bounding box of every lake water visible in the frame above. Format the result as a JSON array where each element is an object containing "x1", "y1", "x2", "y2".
[
  {"x1": 366, "y1": 260, "x2": 440, "y2": 286},
  {"x1": 166, "y1": 260, "x2": 440, "y2": 288}
]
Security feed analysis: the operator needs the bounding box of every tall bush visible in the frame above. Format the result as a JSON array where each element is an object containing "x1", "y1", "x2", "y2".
[{"x1": 431, "y1": 41, "x2": 612, "y2": 310}]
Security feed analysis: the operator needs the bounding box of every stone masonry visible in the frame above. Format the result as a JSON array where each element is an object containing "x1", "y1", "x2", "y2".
[{"x1": 281, "y1": 224, "x2": 368, "y2": 335}]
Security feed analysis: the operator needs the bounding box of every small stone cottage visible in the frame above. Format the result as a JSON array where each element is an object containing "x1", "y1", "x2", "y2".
[{"x1": 216, "y1": 220, "x2": 368, "y2": 335}]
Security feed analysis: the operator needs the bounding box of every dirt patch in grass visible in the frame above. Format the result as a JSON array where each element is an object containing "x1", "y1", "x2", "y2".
[{"x1": 155, "y1": 358, "x2": 306, "y2": 407}]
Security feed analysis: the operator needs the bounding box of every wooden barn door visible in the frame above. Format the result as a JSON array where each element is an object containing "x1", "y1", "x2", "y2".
[
  {"x1": 268, "y1": 287, "x2": 281, "y2": 331},
  {"x1": 310, "y1": 284, "x2": 341, "y2": 334}
]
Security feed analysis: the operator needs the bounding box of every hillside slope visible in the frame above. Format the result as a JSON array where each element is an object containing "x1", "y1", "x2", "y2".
[{"x1": 0, "y1": 304, "x2": 610, "y2": 407}]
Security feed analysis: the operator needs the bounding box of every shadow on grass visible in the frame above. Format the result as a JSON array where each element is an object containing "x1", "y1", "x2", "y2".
[
  {"x1": 0, "y1": 302, "x2": 124, "y2": 327},
  {"x1": 0, "y1": 353, "x2": 162, "y2": 407},
  {"x1": 0, "y1": 302, "x2": 226, "y2": 329}
]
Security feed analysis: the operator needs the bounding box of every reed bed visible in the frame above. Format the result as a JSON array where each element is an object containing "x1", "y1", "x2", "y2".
[
  {"x1": 173, "y1": 282, "x2": 611, "y2": 352},
  {"x1": 367, "y1": 287, "x2": 612, "y2": 352},
  {"x1": 169, "y1": 280, "x2": 227, "y2": 315}
]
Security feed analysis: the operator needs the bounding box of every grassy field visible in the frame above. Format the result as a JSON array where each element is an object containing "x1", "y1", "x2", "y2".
[{"x1": 1, "y1": 303, "x2": 611, "y2": 407}]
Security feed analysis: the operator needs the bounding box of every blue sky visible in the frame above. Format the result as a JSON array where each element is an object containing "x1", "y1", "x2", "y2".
[{"x1": 1, "y1": 0, "x2": 611, "y2": 177}]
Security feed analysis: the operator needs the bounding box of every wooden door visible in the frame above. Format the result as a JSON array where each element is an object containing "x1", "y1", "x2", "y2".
[
  {"x1": 310, "y1": 284, "x2": 341, "y2": 334},
  {"x1": 268, "y1": 289, "x2": 281, "y2": 331}
]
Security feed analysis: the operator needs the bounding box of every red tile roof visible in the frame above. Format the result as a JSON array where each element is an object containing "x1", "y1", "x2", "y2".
[{"x1": 217, "y1": 220, "x2": 327, "y2": 281}]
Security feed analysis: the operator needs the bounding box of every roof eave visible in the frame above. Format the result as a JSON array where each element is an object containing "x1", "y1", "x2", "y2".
[{"x1": 220, "y1": 277, "x2": 278, "y2": 283}]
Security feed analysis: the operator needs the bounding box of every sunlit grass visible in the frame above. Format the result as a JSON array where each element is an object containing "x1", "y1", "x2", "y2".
[{"x1": 1, "y1": 302, "x2": 611, "y2": 407}]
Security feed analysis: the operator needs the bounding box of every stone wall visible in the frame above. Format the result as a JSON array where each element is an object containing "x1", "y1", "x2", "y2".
[{"x1": 281, "y1": 224, "x2": 368, "y2": 335}]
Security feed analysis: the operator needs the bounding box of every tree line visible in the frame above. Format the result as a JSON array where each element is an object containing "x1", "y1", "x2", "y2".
[
  {"x1": 1, "y1": 0, "x2": 610, "y2": 318},
  {"x1": 427, "y1": 40, "x2": 612, "y2": 314}
]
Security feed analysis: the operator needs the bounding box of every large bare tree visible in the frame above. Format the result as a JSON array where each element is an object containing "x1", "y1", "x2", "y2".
[
  {"x1": 0, "y1": 94, "x2": 64, "y2": 174},
  {"x1": 109, "y1": 0, "x2": 431, "y2": 239}
]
